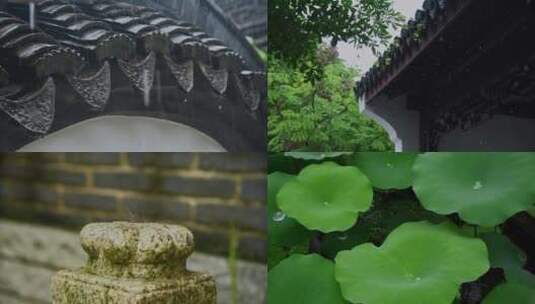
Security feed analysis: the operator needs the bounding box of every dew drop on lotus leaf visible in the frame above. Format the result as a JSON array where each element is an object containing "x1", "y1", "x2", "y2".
[
  {"x1": 473, "y1": 181, "x2": 483, "y2": 190},
  {"x1": 273, "y1": 211, "x2": 286, "y2": 222},
  {"x1": 412, "y1": 153, "x2": 535, "y2": 226},
  {"x1": 277, "y1": 162, "x2": 373, "y2": 233},
  {"x1": 337, "y1": 234, "x2": 348, "y2": 241}
]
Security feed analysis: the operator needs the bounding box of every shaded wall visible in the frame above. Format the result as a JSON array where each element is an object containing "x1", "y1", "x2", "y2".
[
  {"x1": 0, "y1": 153, "x2": 266, "y2": 262},
  {"x1": 438, "y1": 115, "x2": 535, "y2": 151}
]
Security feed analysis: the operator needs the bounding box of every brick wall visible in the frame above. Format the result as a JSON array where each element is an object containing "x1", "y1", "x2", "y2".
[{"x1": 0, "y1": 153, "x2": 266, "y2": 262}]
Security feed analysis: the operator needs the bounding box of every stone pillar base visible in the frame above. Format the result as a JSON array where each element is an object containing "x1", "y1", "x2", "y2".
[
  {"x1": 52, "y1": 270, "x2": 216, "y2": 304},
  {"x1": 50, "y1": 222, "x2": 217, "y2": 304}
]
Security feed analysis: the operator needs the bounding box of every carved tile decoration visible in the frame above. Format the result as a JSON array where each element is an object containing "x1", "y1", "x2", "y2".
[
  {"x1": 235, "y1": 72, "x2": 261, "y2": 112},
  {"x1": 199, "y1": 63, "x2": 229, "y2": 95},
  {"x1": 0, "y1": 78, "x2": 55, "y2": 134},
  {"x1": 0, "y1": 1, "x2": 266, "y2": 151},
  {"x1": 118, "y1": 51, "x2": 156, "y2": 97},
  {"x1": 67, "y1": 61, "x2": 111, "y2": 110},
  {"x1": 165, "y1": 56, "x2": 194, "y2": 93}
]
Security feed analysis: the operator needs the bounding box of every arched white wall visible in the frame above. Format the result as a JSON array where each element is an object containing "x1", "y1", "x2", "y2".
[
  {"x1": 360, "y1": 94, "x2": 420, "y2": 152},
  {"x1": 19, "y1": 116, "x2": 226, "y2": 152},
  {"x1": 362, "y1": 107, "x2": 403, "y2": 152}
]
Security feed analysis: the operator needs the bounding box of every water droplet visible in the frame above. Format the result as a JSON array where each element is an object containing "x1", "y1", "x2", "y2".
[
  {"x1": 218, "y1": 105, "x2": 223, "y2": 111},
  {"x1": 143, "y1": 69, "x2": 151, "y2": 107},
  {"x1": 338, "y1": 234, "x2": 348, "y2": 241},
  {"x1": 323, "y1": 201, "x2": 330, "y2": 206},
  {"x1": 473, "y1": 181, "x2": 483, "y2": 190},
  {"x1": 183, "y1": 98, "x2": 188, "y2": 103},
  {"x1": 386, "y1": 163, "x2": 393, "y2": 168},
  {"x1": 29, "y1": 2, "x2": 36, "y2": 30},
  {"x1": 415, "y1": 277, "x2": 421, "y2": 281},
  {"x1": 272, "y1": 211, "x2": 286, "y2": 222},
  {"x1": 320, "y1": 153, "x2": 326, "y2": 158}
]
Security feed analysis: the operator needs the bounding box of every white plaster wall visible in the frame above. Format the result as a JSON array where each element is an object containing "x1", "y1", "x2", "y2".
[
  {"x1": 439, "y1": 115, "x2": 535, "y2": 151},
  {"x1": 365, "y1": 94, "x2": 421, "y2": 151},
  {"x1": 19, "y1": 116, "x2": 226, "y2": 152}
]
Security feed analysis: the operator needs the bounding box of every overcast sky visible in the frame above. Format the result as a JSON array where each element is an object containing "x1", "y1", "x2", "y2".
[{"x1": 337, "y1": 0, "x2": 425, "y2": 72}]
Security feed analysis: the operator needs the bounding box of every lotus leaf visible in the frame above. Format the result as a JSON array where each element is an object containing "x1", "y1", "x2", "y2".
[
  {"x1": 268, "y1": 254, "x2": 348, "y2": 304},
  {"x1": 412, "y1": 153, "x2": 535, "y2": 226},
  {"x1": 481, "y1": 233, "x2": 535, "y2": 302},
  {"x1": 277, "y1": 162, "x2": 373, "y2": 232},
  {"x1": 335, "y1": 221, "x2": 489, "y2": 304},
  {"x1": 351, "y1": 152, "x2": 417, "y2": 189},
  {"x1": 268, "y1": 172, "x2": 312, "y2": 247},
  {"x1": 481, "y1": 232, "x2": 527, "y2": 282}
]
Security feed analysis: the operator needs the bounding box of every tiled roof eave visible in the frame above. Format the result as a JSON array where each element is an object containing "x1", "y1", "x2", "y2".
[
  {"x1": 0, "y1": 0, "x2": 267, "y2": 151},
  {"x1": 356, "y1": 0, "x2": 475, "y2": 101}
]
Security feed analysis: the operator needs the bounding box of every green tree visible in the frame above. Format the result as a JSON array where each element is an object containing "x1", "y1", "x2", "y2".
[
  {"x1": 268, "y1": 48, "x2": 393, "y2": 152},
  {"x1": 269, "y1": 0, "x2": 403, "y2": 78}
]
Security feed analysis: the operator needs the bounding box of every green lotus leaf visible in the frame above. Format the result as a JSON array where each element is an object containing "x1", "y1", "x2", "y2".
[
  {"x1": 268, "y1": 254, "x2": 348, "y2": 304},
  {"x1": 350, "y1": 152, "x2": 417, "y2": 189},
  {"x1": 481, "y1": 232, "x2": 527, "y2": 281},
  {"x1": 412, "y1": 153, "x2": 535, "y2": 227},
  {"x1": 277, "y1": 162, "x2": 373, "y2": 232},
  {"x1": 284, "y1": 152, "x2": 352, "y2": 160},
  {"x1": 482, "y1": 282, "x2": 535, "y2": 304},
  {"x1": 268, "y1": 172, "x2": 312, "y2": 248},
  {"x1": 335, "y1": 221, "x2": 489, "y2": 304}
]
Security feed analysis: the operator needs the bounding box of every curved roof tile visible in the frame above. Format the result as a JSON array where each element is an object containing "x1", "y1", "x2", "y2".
[{"x1": 0, "y1": 0, "x2": 266, "y2": 151}]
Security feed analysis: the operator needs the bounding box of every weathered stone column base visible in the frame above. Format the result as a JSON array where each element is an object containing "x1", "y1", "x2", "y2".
[{"x1": 51, "y1": 270, "x2": 217, "y2": 304}]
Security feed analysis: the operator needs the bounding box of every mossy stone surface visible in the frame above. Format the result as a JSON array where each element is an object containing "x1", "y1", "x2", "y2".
[
  {"x1": 51, "y1": 222, "x2": 216, "y2": 304},
  {"x1": 51, "y1": 270, "x2": 216, "y2": 304}
]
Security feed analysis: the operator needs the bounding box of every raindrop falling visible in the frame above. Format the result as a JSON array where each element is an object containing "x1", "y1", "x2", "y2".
[
  {"x1": 473, "y1": 181, "x2": 483, "y2": 190},
  {"x1": 415, "y1": 277, "x2": 421, "y2": 281},
  {"x1": 218, "y1": 105, "x2": 223, "y2": 111},
  {"x1": 338, "y1": 234, "x2": 348, "y2": 241},
  {"x1": 272, "y1": 211, "x2": 286, "y2": 222},
  {"x1": 156, "y1": 70, "x2": 162, "y2": 105},
  {"x1": 29, "y1": 2, "x2": 36, "y2": 30},
  {"x1": 183, "y1": 98, "x2": 188, "y2": 103},
  {"x1": 323, "y1": 201, "x2": 330, "y2": 206},
  {"x1": 386, "y1": 163, "x2": 394, "y2": 168},
  {"x1": 143, "y1": 69, "x2": 151, "y2": 107}
]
